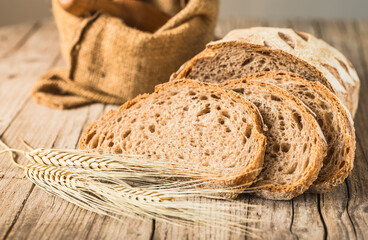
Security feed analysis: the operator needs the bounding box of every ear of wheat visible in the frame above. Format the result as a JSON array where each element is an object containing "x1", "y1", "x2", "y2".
[{"x1": 0, "y1": 139, "x2": 262, "y2": 237}]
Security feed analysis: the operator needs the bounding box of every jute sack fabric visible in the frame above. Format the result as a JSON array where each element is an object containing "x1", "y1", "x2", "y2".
[{"x1": 32, "y1": 0, "x2": 219, "y2": 109}]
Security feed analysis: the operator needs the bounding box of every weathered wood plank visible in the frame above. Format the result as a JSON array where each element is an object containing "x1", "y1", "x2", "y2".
[
  {"x1": 313, "y1": 20, "x2": 363, "y2": 240},
  {"x1": 0, "y1": 19, "x2": 59, "y2": 136},
  {"x1": 0, "y1": 20, "x2": 61, "y2": 240},
  {"x1": 0, "y1": 21, "x2": 39, "y2": 57},
  {"x1": 343, "y1": 20, "x2": 368, "y2": 239}
]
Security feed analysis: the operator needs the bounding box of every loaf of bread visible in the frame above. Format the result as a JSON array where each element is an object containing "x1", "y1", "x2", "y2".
[
  {"x1": 171, "y1": 27, "x2": 360, "y2": 117},
  {"x1": 240, "y1": 72, "x2": 356, "y2": 193},
  {"x1": 219, "y1": 78, "x2": 327, "y2": 200},
  {"x1": 79, "y1": 79, "x2": 267, "y2": 198}
]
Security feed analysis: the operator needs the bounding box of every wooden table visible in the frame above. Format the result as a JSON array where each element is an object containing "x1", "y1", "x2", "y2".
[{"x1": 0, "y1": 18, "x2": 367, "y2": 240}]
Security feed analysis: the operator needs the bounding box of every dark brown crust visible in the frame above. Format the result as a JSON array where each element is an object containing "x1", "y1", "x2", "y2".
[
  {"x1": 219, "y1": 78, "x2": 327, "y2": 200},
  {"x1": 242, "y1": 71, "x2": 356, "y2": 193},
  {"x1": 79, "y1": 79, "x2": 267, "y2": 198},
  {"x1": 171, "y1": 41, "x2": 335, "y2": 95}
]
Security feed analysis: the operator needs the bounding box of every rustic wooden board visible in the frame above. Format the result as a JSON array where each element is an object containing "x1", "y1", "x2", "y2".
[{"x1": 0, "y1": 18, "x2": 367, "y2": 240}]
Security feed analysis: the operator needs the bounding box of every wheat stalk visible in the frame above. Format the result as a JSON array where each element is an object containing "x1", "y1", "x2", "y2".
[
  {"x1": 22, "y1": 163, "x2": 261, "y2": 236},
  {"x1": 1, "y1": 140, "x2": 265, "y2": 196},
  {"x1": 0, "y1": 139, "x2": 263, "y2": 237}
]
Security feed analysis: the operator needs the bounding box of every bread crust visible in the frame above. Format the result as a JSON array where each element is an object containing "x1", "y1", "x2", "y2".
[
  {"x1": 79, "y1": 79, "x2": 267, "y2": 199},
  {"x1": 219, "y1": 78, "x2": 327, "y2": 200}
]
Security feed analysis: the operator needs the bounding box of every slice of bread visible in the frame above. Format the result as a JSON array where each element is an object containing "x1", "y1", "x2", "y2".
[
  {"x1": 79, "y1": 79, "x2": 266, "y2": 198},
  {"x1": 219, "y1": 79, "x2": 327, "y2": 200},
  {"x1": 171, "y1": 27, "x2": 360, "y2": 117},
  {"x1": 243, "y1": 71, "x2": 356, "y2": 193}
]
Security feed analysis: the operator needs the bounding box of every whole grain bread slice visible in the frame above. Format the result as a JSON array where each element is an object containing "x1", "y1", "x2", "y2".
[
  {"x1": 79, "y1": 79, "x2": 266, "y2": 198},
  {"x1": 219, "y1": 78, "x2": 327, "y2": 200},
  {"x1": 171, "y1": 27, "x2": 360, "y2": 117},
  {"x1": 243, "y1": 71, "x2": 356, "y2": 193}
]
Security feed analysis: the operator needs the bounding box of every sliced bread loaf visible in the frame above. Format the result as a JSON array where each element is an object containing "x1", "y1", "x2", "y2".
[
  {"x1": 79, "y1": 79, "x2": 266, "y2": 198},
  {"x1": 243, "y1": 71, "x2": 356, "y2": 193},
  {"x1": 219, "y1": 79, "x2": 327, "y2": 200},
  {"x1": 171, "y1": 27, "x2": 360, "y2": 117}
]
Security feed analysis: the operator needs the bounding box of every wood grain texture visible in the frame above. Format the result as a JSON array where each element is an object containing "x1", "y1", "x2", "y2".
[{"x1": 0, "y1": 18, "x2": 367, "y2": 240}]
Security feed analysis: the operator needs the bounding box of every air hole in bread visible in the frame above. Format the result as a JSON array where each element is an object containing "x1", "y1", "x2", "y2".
[
  {"x1": 286, "y1": 163, "x2": 297, "y2": 174},
  {"x1": 211, "y1": 94, "x2": 220, "y2": 99},
  {"x1": 116, "y1": 117, "x2": 122, "y2": 122},
  {"x1": 242, "y1": 117, "x2": 247, "y2": 123},
  {"x1": 107, "y1": 133, "x2": 114, "y2": 140},
  {"x1": 218, "y1": 118, "x2": 225, "y2": 125},
  {"x1": 216, "y1": 106, "x2": 221, "y2": 110},
  {"x1": 108, "y1": 142, "x2": 114, "y2": 147},
  {"x1": 241, "y1": 57, "x2": 254, "y2": 67},
  {"x1": 149, "y1": 125, "x2": 155, "y2": 133},
  {"x1": 245, "y1": 125, "x2": 253, "y2": 138},
  {"x1": 221, "y1": 110, "x2": 230, "y2": 119},
  {"x1": 303, "y1": 143, "x2": 307, "y2": 153},
  {"x1": 113, "y1": 146, "x2": 122, "y2": 154},
  {"x1": 264, "y1": 68, "x2": 270, "y2": 71},
  {"x1": 339, "y1": 161, "x2": 346, "y2": 169},
  {"x1": 273, "y1": 144, "x2": 280, "y2": 152},
  {"x1": 85, "y1": 130, "x2": 96, "y2": 144},
  {"x1": 171, "y1": 92, "x2": 179, "y2": 96},
  {"x1": 183, "y1": 106, "x2": 189, "y2": 111},
  {"x1": 278, "y1": 32, "x2": 296, "y2": 49},
  {"x1": 197, "y1": 105, "x2": 211, "y2": 117},
  {"x1": 123, "y1": 130, "x2": 131, "y2": 139},
  {"x1": 233, "y1": 88, "x2": 245, "y2": 95},
  {"x1": 346, "y1": 147, "x2": 350, "y2": 154},
  {"x1": 281, "y1": 143, "x2": 291, "y2": 153},
  {"x1": 257, "y1": 51, "x2": 271, "y2": 57},
  {"x1": 99, "y1": 135, "x2": 106, "y2": 144},
  {"x1": 202, "y1": 161, "x2": 209, "y2": 167},
  {"x1": 317, "y1": 118, "x2": 324, "y2": 128},
  {"x1": 188, "y1": 90, "x2": 196, "y2": 96},
  {"x1": 292, "y1": 112, "x2": 303, "y2": 130},
  {"x1": 157, "y1": 101, "x2": 165, "y2": 105},
  {"x1": 242, "y1": 137, "x2": 247, "y2": 144},
  {"x1": 155, "y1": 113, "x2": 160, "y2": 117},
  {"x1": 90, "y1": 137, "x2": 98, "y2": 148},
  {"x1": 278, "y1": 166, "x2": 283, "y2": 172},
  {"x1": 225, "y1": 127, "x2": 231, "y2": 133},
  {"x1": 200, "y1": 96, "x2": 208, "y2": 100},
  {"x1": 305, "y1": 92, "x2": 315, "y2": 99},
  {"x1": 271, "y1": 95, "x2": 282, "y2": 102}
]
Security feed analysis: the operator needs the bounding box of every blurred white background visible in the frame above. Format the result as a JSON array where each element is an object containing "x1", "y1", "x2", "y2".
[{"x1": 0, "y1": 0, "x2": 367, "y2": 27}]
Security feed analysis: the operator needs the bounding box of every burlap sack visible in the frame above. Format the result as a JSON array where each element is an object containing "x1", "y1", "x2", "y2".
[{"x1": 32, "y1": 0, "x2": 219, "y2": 109}]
